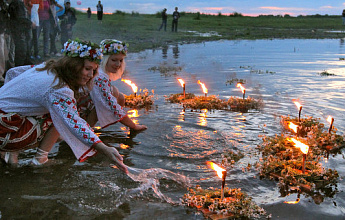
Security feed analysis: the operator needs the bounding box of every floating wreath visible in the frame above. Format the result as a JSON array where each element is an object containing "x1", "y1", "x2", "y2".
[
  {"x1": 124, "y1": 89, "x2": 155, "y2": 109},
  {"x1": 166, "y1": 94, "x2": 263, "y2": 112},
  {"x1": 182, "y1": 186, "x2": 270, "y2": 219}
]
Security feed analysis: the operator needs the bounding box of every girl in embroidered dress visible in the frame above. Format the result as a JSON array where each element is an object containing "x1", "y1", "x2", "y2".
[
  {"x1": 77, "y1": 39, "x2": 147, "y2": 131},
  {"x1": 0, "y1": 39, "x2": 127, "y2": 173}
]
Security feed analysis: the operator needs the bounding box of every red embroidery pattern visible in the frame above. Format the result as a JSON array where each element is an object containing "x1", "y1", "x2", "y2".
[
  {"x1": 94, "y1": 76, "x2": 125, "y2": 119},
  {"x1": 52, "y1": 97, "x2": 97, "y2": 144}
]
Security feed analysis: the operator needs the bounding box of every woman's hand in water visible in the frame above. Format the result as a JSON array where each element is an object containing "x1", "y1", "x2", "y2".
[{"x1": 94, "y1": 143, "x2": 128, "y2": 174}]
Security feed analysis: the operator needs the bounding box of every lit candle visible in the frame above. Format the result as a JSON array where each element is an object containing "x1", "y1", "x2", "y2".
[
  {"x1": 177, "y1": 78, "x2": 186, "y2": 98},
  {"x1": 288, "y1": 138, "x2": 309, "y2": 174},
  {"x1": 288, "y1": 122, "x2": 299, "y2": 137},
  {"x1": 237, "y1": 83, "x2": 246, "y2": 99},
  {"x1": 121, "y1": 79, "x2": 138, "y2": 97},
  {"x1": 293, "y1": 101, "x2": 302, "y2": 122},
  {"x1": 198, "y1": 80, "x2": 208, "y2": 97},
  {"x1": 327, "y1": 116, "x2": 334, "y2": 134},
  {"x1": 207, "y1": 161, "x2": 227, "y2": 200}
]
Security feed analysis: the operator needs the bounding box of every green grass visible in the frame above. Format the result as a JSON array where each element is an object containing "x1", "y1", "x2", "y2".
[{"x1": 72, "y1": 11, "x2": 345, "y2": 52}]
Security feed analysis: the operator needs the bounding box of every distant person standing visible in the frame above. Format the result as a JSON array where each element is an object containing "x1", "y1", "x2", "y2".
[
  {"x1": 342, "y1": 9, "x2": 345, "y2": 25},
  {"x1": 49, "y1": 0, "x2": 63, "y2": 56},
  {"x1": 87, "y1": 7, "x2": 91, "y2": 19},
  {"x1": 0, "y1": 0, "x2": 9, "y2": 81},
  {"x1": 96, "y1": 0, "x2": 102, "y2": 23},
  {"x1": 59, "y1": 0, "x2": 76, "y2": 49},
  {"x1": 158, "y1": 8, "x2": 167, "y2": 31},
  {"x1": 172, "y1": 7, "x2": 180, "y2": 32},
  {"x1": 38, "y1": 0, "x2": 52, "y2": 57},
  {"x1": 8, "y1": 0, "x2": 32, "y2": 66}
]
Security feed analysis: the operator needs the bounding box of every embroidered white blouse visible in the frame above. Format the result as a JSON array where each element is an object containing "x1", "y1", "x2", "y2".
[
  {"x1": 90, "y1": 69, "x2": 126, "y2": 128},
  {"x1": 0, "y1": 64, "x2": 100, "y2": 161}
]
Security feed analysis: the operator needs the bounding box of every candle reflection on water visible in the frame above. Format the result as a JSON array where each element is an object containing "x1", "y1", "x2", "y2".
[
  {"x1": 178, "y1": 109, "x2": 185, "y2": 122},
  {"x1": 128, "y1": 109, "x2": 139, "y2": 118},
  {"x1": 197, "y1": 109, "x2": 208, "y2": 126}
]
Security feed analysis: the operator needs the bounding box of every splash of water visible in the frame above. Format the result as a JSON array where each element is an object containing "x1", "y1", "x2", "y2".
[{"x1": 113, "y1": 166, "x2": 190, "y2": 207}]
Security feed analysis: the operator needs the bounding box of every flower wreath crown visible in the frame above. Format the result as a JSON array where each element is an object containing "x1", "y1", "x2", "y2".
[
  {"x1": 62, "y1": 39, "x2": 103, "y2": 64},
  {"x1": 100, "y1": 39, "x2": 128, "y2": 56}
]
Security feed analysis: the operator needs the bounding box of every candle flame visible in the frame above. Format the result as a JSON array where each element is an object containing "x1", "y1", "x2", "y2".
[
  {"x1": 327, "y1": 116, "x2": 333, "y2": 124},
  {"x1": 284, "y1": 198, "x2": 300, "y2": 204},
  {"x1": 288, "y1": 138, "x2": 309, "y2": 154},
  {"x1": 288, "y1": 122, "x2": 298, "y2": 133},
  {"x1": 177, "y1": 78, "x2": 185, "y2": 87},
  {"x1": 198, "y1": 80, "x2": 208, "y2": 94},
  {"x1": 121, "y1": 79, "x2": 138, "y2": 93},
  {"x1": 237, "y1": 83, "x2": 245, "y2": 94},
  {"x1": 207, "y1": 161, "x2": 226, "y2": 179},
  {"x1": 294, "y1": 101, "x2": 302, "y2": 110}
]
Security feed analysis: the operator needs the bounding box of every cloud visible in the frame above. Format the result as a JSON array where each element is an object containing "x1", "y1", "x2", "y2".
[
  {"x1": 320, "y1": 6, "x2": 334, "y2": 9},
  {"x1": 205, "y1": 7, "x2": 223, "y2": 11},
  {"x1": 259, "y1": 6, "x2": 309, "y2": 12},
  {"x1": 186, "y1": 6, "x2": 235, "y2": 13}
]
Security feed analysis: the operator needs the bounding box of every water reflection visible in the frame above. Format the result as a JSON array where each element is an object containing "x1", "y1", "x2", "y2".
[
  {"x1": 162, "y1": 45, "x2": 168, "y2": 59},
  {"x1": 178, "y1": 109, "x2": 185, "y2": 121},
  {"x1": 173, "y1": 44, "x2": 179, "y2": 64},
  {"x1": 128, "y1": 109, "x2": 139, "y2": 118},
  {"x1": 160, "y1": 44, "x2": 180, "y2": 64},
  {"x1": 197, "y1": 109, "x2": 208, "y2": 126}
]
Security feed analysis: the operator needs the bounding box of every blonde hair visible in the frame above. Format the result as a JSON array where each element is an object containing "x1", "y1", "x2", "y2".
[{"x1": 100, "y1": 54, "x2": 126, "y2": 81}]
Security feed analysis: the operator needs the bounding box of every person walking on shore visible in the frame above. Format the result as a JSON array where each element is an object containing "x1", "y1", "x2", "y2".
[
  {"x1": 342, "y1": 9, "x2": 345, "y2": 25},
  {"x1": 158, "y1": 8, "x2": 167, "y2": 31},
  {"x1": 171, "y1": 7, "x2": 180, "y2": 32}
]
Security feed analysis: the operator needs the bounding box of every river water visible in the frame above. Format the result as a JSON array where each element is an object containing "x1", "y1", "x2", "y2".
[{"x1": 1, "y1": 39, "x2": 345, "y2": 219}]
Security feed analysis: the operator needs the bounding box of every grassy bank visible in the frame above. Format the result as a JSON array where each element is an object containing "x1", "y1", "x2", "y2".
[{"x1": 73, "y1": 11, "x2": 345, "y2": 52}]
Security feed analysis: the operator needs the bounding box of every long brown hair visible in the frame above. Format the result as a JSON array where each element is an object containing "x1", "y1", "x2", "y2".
[{"x1": 36, "y1": 57, "x2": 97, "y2": 96}]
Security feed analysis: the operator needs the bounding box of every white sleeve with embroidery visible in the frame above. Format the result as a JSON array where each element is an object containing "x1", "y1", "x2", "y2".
[
  {"x1": 48, "y1": 87, "x2": 101, "y2": 162},
  {"x1": 90, "y1": 76, "x2": 127, "y2": 128}
]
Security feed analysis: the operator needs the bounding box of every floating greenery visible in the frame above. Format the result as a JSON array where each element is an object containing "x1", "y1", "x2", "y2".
[
  {"x1": 124, "y1": 89, "x2": 155, "y2": 109},
  {"x1": 165, "y1": 93, "x2": 196, "y2": 103},
  {"x1": 257, "y1": 115, "x2": 343, "y2": 201},
  {"x1": 182, "y1": 95, "x2": 229, "y2": 110},
  {"x1": 166, "y1": 93, "x2": 263, "y2": 112},
  {"x1": 148, "y1": 64, "x2": 183, "y2": 76},
  {"x1": 239, "y1": 66, "x2": 276, "y2": 74},
  {"x1": 281, "y1": 116, "x2": 345, "y2": 156},
  {"x1": 227, "y1": 96, "x2": 263, "y2": 112},
  {"x1": 318, "y1": 70, "x2": 335, "y2": 76},
  {"x1": 225, "y1": 78, "x2": 247, "y2": 86},
  {"x1": 182, "y1": 186, "x2": 270, "y2": 219},
  {"x1": 222, "y1": 149, "x2": 245, "y2": 167}
]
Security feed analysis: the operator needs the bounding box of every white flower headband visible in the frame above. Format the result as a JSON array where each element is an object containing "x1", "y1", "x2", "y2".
[
  {"x1": 62, "y1": 39, "x2": 103, "y2": 64},
  {"x1": 100, "y1": 39, "x2": 128, "y2": 56}
]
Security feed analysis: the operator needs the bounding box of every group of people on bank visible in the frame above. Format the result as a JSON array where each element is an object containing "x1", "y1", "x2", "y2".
[
  {"x1": 158, "y1": 6, "x2": 180, "y2": 32},
  {"x1": 0, "y1": 0, "x2": 77, "y2": 82},
  {"x1": 0, "y1": 38, "x2": 147, "y2": 174}
]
